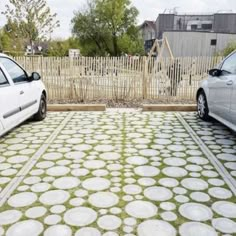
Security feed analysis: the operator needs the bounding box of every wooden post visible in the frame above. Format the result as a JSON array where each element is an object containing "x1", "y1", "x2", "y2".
[
  {"x1": 142, "y1": 57, "x2": 148, "y2": 99},
  {"x1": 164, "y1": 37, "x2": 174, "y2": 60}
]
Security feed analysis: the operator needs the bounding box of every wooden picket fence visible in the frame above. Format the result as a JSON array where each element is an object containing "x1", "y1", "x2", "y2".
[{"x1": 14, "y1": 56, "x2": 223, "y2": 102}]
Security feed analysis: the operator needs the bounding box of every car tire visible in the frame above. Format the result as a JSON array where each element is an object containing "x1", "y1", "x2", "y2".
[
  {"x1": 33, "y1": 94, "x2": 47, "y2": 121},
  {"x1": 197, "y1": 91, "x2": 210, "y2": 121}
]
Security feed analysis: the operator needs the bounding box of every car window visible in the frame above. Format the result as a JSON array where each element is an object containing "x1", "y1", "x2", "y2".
[
  {"x1": 0, "y1": 57, "x2": 28, "y2": 83},
  {"x1": 0, "y1": 69, "x2": 9, "y2": 86},
  {"x1": 221, "y1": 52, "x2": 236, "y2": 74}
]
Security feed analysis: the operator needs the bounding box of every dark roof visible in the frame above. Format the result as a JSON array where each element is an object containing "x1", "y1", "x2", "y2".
[{"x1": 140, "y1": 21, "x2": 156, "y2": 31}]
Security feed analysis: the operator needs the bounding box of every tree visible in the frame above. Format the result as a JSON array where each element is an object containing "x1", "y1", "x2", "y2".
[
  {"x1": 47, "y1": 38, "x2": 81, "y2": 57},
  {"x1": 0, "y1": 29, "x2": 11, "y2": 52},
  {"x1": 2, "y1": 0, "x2": 59, "y2": 52},
  {"x1": 0, "y1": 26, "x2": 24, "y2": 55},
  {"x1": 118, "y1": 26, "x2": 144, "y2": 55},
  {"x1": 72, "y1": 0, "x2": 144, "y2": 56},
  {"x1": 221, "y1": 41, "x2": 236, "y2": 57}
]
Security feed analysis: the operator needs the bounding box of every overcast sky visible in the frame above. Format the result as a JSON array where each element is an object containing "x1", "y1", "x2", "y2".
[{"x1": 0, "y1": 0, "x2": 236, "y2": 39}]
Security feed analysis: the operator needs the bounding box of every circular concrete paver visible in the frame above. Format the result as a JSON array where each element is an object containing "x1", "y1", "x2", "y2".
[
  {"x1": 123, "y1": 185, "x2": 142, "y2": 195},
  {"x1": 25, "y1": 207, "x2": 47, "y2": 219},
  {"x1": 212, "y1": 201, "x2": 236, "y2": 218},
  {"x1": 179, "y1": 203, "x2": 213, "y2": 221},
  {"x1": 126, "y1": 156, "x2": 148, "y2": 165},
  {"x1": 0, "y1": 210, "x2": 22, "y2": 225},
  {"x1": 162, "y1": 167, "x2": 187, "y2": 178},
  {"x1": 179, "y1": 222, "x2": 217, "y2": 236},
  {"x1": 190, "y1": 192, "x2": 210, "y2": 202},
  {"x1": 208, "y1": 187, "x2": 233, "y2": 199},
  {"x1": 6, "y1": 220, "x2": 44, "y2": 236},
  {"x1": 44, "y1": 225, "x2": 72, "y2": 236},
  {"x1": 82, "y1": 177, "x2": 110, "y2": 191},
  {"x1": 39, "y1": 190, "x2": 70, "y2": 205},
  {"x1": 137, "y1": 220, "x2": 176, "y2": 236},
  {"x1": 98, "y1": 215, "x2": 122, "y2": 230},
  {"x1": 134, "y1": 166, "x2": 160, "y2": 177},
  {"x1": 64, "y1": 207, "x2": 97, "y2": 227},
  {"x1": 75, "y1": 227, "x2": 101, "y2": 236},
  {"x1": 212, "y1": 218, "x2": 236, "y2": 234},
  {"x1": 125, "y1": 201, "x2": 158, "y2": 219},
  {"x1": 52, "y1": 177, "x2": 80, "y2": 190},
  {"x1": 181, "y1": 178, "x2": 208, "y2": 191},
  {"x1": 144, "y1": 187, "x2": 173, "y2": 202},
  {"x1": 89, "y1": 192, "x2": 119, "y2": 208},
  {"x1": 8, "y1": 192, "x2": 37, "y2": 208}
]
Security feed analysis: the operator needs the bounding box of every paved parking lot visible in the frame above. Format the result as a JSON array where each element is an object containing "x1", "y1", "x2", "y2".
[{"x1": 0, "y1": 111, "x2": 236, "y2": 236}]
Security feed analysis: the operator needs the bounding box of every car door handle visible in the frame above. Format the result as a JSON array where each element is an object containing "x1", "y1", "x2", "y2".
[
  {"x1": 20, "y1": 91, "x2": 24, "y2": 95},
  {"x1": 226, "y1": 80, "x2": 233, "y2": 86}
]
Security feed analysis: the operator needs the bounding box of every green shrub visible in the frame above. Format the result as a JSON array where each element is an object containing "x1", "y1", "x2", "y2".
[{"x1": 222, "y1": 41, "x2": 236, "y2": 57}]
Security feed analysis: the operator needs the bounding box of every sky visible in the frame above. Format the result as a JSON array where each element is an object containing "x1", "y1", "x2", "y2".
[{"x1": 0, "y1": 0, "x2": 236, "y2": 39}]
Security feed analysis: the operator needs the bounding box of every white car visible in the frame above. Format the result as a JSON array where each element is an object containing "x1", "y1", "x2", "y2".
[
  {"x1": 0, "y1": 53, "x2": 47, "y2": 137},
  {"x1": 197, "y1": 50, "x2": 236, "y2": 131}
]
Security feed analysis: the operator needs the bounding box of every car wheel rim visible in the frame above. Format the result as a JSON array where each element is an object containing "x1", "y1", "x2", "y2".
[
  {"x1": 198, "y1": 94, "x2": 205, "y2": 117},
  {"x1": 41, "y1": 99, "x2": 46, "y2": 116}
]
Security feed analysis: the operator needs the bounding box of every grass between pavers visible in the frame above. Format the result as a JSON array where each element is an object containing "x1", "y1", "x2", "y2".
[
  {"x1": 181, "y1": 112, "x2": 236, "y2": 178},
  {"x1": 0, "y1": 113, "x2": 67, "y2": 188},
  {"x1": 0, "y1": 111, "x2": 236, "y2": 235}
]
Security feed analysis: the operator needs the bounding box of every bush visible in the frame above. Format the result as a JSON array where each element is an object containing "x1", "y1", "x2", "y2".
[{"x1": 222, "y1": 42, "x2": 236, "y2": 57}]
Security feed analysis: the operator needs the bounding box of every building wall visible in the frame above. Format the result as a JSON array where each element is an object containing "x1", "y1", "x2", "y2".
[
  {"x1": 142, "y1": 25, "x2": 156, "y2": 41},
  {"x1": 156, "y1": 13, "x2": 236, "y2": 39},
  {"x1": 155, "y1": 17, "x2": 160, "y2": 38},
  {"x1": 216, "y1": 33, "x2": 236, "y2": 50},
  {"x1": 174, "y1": 15, "x2": 214, "y2": 31},
  {"x1": 156, "y1": 14, "x2": 175, "y2": 39},
  {"x1": 163, "y1": 31, "x2": 236, "y2": 57},
  {"x1": 214, "y1": 14, "x2": 236, "y2": 33}
]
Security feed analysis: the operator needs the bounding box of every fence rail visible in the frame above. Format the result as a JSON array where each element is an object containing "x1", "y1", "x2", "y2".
[{"x1": 14, "y1": 56, "x2": 223, "y2": 103}]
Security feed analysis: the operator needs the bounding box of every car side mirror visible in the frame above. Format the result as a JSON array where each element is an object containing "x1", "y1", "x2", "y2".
[
  {"x1": 30, "y1": 72, "x2": 41, "y2": 81},
  {"x1": 209, "y1": 68, "x2": 222, "y2": 77}
]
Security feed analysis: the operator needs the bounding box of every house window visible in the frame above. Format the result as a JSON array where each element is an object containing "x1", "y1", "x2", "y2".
[
  {"x1": 191, "y1": 25, "x2": 197, "y2": 30},
  {"x1": 211, "y1": 39, "x2": 217, "y2": 46},
  {"x1": 202, "y1": 24, "x2": 212, "y2": 30},
  {"x1": 145, "y1": 39, "x2": 155, "y2": 51}
]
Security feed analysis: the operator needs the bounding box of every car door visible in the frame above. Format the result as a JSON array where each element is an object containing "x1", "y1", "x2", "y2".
[
  {"x1": 0, "y1": 57, "x2": 39, "y2": 120},
  {"x1": 208, "y1": 52, "x2": 236, "y2": 121},
  {"x1": 0, "y1": 66, "x2": 20, "y2": 133},
  {"x1": 230, "y1": 74, "x2": 236, "y2": 125}
]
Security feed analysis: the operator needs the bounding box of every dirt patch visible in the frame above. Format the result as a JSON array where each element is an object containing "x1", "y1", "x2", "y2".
[{"x1": 48, "y1": 99, "x2": 195, "y2": 108}]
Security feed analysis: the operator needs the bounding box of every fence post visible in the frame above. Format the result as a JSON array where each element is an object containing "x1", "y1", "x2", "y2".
[
  {"x1": 40, "y1": 56, "x2": 43, "y2": 80},
  {"x1": 142, "y1": 56, "x2": 148, "y2": 99}
]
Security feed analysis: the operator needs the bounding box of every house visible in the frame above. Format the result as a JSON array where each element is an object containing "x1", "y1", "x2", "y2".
[
  {"x1": 69, "y1": 49, "x2": 80, "y2": 58},
  {"x1": 140, "y1": 21, "x2": 156, "y2": 52},
  {"x1": 140, "y1": 12, "x2": 236, "y2": 56},
  {"x1": 25, "y1": 42, "x2": 48, "y2": 55}
]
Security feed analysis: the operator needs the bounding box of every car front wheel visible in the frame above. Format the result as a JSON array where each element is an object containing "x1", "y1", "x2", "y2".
[
  {"x1": 33, "y1": 94, "x2": 47, "y2": 121},
  {"x1": 197, "y1": 91, "x2": 210, "y2": 121}
]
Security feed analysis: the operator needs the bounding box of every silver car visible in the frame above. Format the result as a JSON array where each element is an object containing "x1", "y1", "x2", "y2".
[{"x1": 197, "y1": 50, "x2": 236, "y2": 131}]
